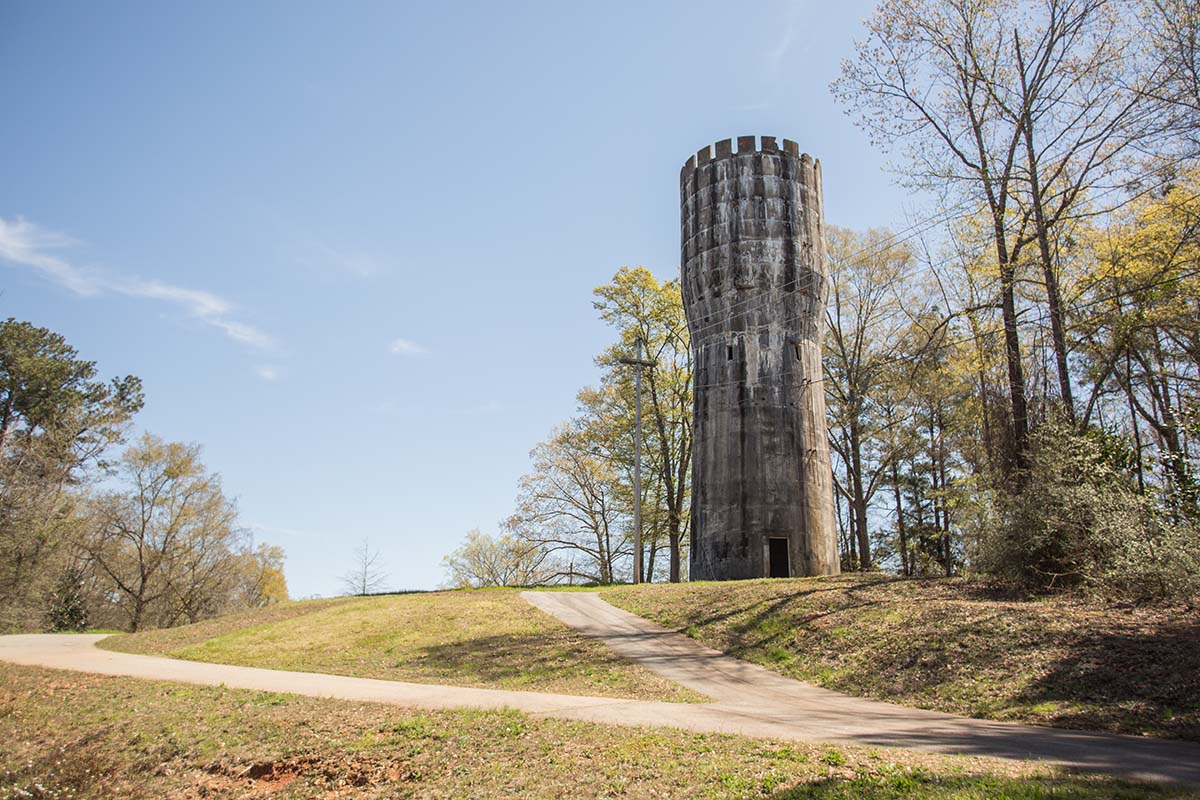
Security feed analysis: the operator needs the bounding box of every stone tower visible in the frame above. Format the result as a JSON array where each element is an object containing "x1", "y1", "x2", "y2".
[{"x1": 681, "y1": 136, "x2": 840, "y2": 581}]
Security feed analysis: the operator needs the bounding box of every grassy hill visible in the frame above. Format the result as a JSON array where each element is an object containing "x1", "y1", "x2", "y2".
[
  {"x1": 100, "y1": 589, "x2": 699, "y2": 702},
  {"x1": 98, "y1": 576, "x2": 1199, "y2": 741},
  {"x1": 603, "y1": 575, "x2": 1200, "y2": 741},
  {"x1": 14, "y1": 578, "x2": 1200, "y2": 796},
  {"x1": 4, "y1": 661, "x2": 1194, "y2": 800}
]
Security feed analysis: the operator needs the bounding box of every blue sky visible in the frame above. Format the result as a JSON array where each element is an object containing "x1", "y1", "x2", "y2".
[{"x1": 0, "y1": 0, "x2": 920, "y2": 597}]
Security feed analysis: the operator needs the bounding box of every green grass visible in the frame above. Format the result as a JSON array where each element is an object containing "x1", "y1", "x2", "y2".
[
  {"x1": 101, "y1": 589, "x2": 701, "y2": 702},
  {"x1": 603, "y1": 575, "x2": 1200, "y2": 740},
  {"x1": 2, "y1": 662, "x2": 1193, "y2": 799},
  {"x1": 97, "y1": 595, "x2": 349, "y2": 654}
]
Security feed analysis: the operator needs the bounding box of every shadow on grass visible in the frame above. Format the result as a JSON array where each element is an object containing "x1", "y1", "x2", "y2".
[
  {"x1": 619, "y1": 576, "x2": 1200, "y2": 741},
  {"x1": 1012, "y1": 622, "x2": 1200, "y2": 740},
  {"x1": 692, "y1": 578, "x2": 896, "y2": 629},
  {"x1": 408, "y1": 631, "x2": 635, "y2": 686},
  {"x1": 664, "y1": 577, "x2": 896, "y2": 660},
  {"x1": 769, "y1": 773, "x2": 1185, "y2": 799}
]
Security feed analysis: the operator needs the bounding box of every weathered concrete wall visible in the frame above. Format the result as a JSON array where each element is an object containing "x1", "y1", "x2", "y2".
[{"x1": 681, "y1": 136, "x2": 840, "y2": 580}]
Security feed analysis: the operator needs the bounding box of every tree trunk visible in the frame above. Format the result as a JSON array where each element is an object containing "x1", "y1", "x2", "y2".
[
  {"x1": 842, "y1": 454, "x2": 858, "y2": 568},
  {"x1": 668, "y1": 532, "x2": 680, "y2": 583},
  {"x1": 938, "y1": 418, "x2": 952, "y2": 576},
  {"x1": 1016, "y1": 46, "x2": 1076, "y2": 425},
  {"x1": 850, "y1": 417, "x2": 872, "y2": 570},
  {"x1": 996, "y1": 242, "x2": 1030, "y2": 474},
  {"x1": 1126, "y1": 361, "x2": 1146, "y2": 494},
  {"x1": 891, "y1": 460, "x2": 909, "y2": 576},
  {"x1": 130, "y1": 595, "x2": 145, "y2": 632},
  {"x1": 1035, "y1": 233, "x2": 1075, "y2": 422}
]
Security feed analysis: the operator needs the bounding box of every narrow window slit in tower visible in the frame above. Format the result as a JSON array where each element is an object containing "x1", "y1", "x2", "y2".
[
  {"x1": 726, "y1": 344, "x2": 734, "y2": 361},
  {"x1": 794, "y1": 343, "x2": 802, "y2": 362}
]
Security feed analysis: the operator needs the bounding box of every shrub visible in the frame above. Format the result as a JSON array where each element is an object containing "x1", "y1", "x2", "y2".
[
  {"x1": 43, "y1": 567, "x2": 89, "y2": 632},
  {"x1": 977, "y1": 419, "x2": 1200, "y2": 602}
]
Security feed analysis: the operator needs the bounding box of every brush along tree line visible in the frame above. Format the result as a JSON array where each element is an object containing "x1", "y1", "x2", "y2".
[
  {"x1": 0, "y1": 318, "x2": 287, "y2": 633},
  {"x1": 445, "y1": 0, "x2": 1200, "y2": 600}
]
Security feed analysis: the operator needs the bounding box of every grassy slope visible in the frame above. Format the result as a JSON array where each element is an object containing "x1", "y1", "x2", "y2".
[
  {"x1": 3, "y1": 663, "x2": 1194, "y2": 800},
  {"x1": 603, "y1": 575, "x2": 1200, "y2": 740},
  {"x1": 101, "y1": 589, "x2": 699, "y2": 702},
  {"x1": 99, "y1": 596, "x2": 350, "y2": 654}
]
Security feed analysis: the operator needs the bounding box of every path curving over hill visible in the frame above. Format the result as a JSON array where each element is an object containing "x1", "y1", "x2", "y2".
[
  {"x1": 2, "y1": 592, "x2": 1199, "y2": 787},
  {"x1": 521, "y1": 591, "x2": 1200, "y2": 786}
]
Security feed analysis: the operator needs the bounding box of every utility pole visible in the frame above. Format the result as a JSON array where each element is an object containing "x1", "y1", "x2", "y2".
[{"x1": 618, "y1": 339, "x2": 656, "y2": 584}]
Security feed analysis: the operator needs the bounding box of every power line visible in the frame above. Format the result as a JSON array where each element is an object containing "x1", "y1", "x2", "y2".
[
  {"x1": 680, "y1": 154, "x2": 1199, "y2": 344},
  {"x1": 687, "y1": 263, "x2": 1200, "y2": 393},
  {"x1": 680, "y1": 196, "x2": 981, "y2": 342},
  {"x1": 599, "y1": 158, "x2": 1199, "y2": 394},
  {"x1": 681, "y1": 160, "x2": 1200, "y2": 356},
  {"x1": 622, "y1": 256, "x2": 1198, "y2": 395}
]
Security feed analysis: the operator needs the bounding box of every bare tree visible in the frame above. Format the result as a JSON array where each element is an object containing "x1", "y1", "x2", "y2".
[
  {"x1": 506, "y1": 422, "x2": 629, "y2": 584},
  {"x1": 340, "y1": 538, "x2": 389, "y2": 596},
  {"x1": 1142, "y1": 0, "x2": 1200, "y2": 151},
  {"x1": 1004, "y1": 0, "x2": 1165, "y2": 422},
  {"x1": 833, "y1": 0, "x2": 1040, "y2": 471},
  {"x1": 835, "y1": 0, "x2": 1174, "y2": 456},
  {"x1": 84, "y1": 434, "x2": 240, "y2": 632},
  {"x1": 824, "y1": 227, "x2": 923, "y2": 569}
]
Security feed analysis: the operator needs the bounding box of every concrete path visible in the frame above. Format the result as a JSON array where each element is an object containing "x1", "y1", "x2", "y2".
[
  {"x1": 0, "y1": 593, "x2": 1196, "y2": 787},
  {"x1": 521, "y1": 591, "x2": 1200, "y2": 787}
]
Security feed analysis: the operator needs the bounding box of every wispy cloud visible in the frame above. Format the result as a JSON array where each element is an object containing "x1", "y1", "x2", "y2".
[
  {"x1": 248, "y1": 205, "x2": 387, "y2": 281},
  {"x1": 0, "y1": 215, "x2": 274, "y2": 350},
  {"x1": 766, "y1": 1, "x2": 802, "y2": 78},
  {"x1": 117, "y1": 279, "x2": 230, "y2": 317},
  {"x1": 315, "y1": 243, "x2": 382, "y2": 279},
  {"x1": 389, "y1": 338, "x2": 428, "y2": 356},
  {"x1": 256, "y1": 365, "x2": 281, "y2": 381},
  {"x1": 0, "y1": 217, "x2": 98, "y2": 295},
  {"x1": 207, "y1": 318, "x2": 274, "y2": 350}
]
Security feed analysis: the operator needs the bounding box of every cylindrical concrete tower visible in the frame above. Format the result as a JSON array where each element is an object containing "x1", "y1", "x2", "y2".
[{"x1": 681, "y1": 135, "x2": 840, "y2": 581}]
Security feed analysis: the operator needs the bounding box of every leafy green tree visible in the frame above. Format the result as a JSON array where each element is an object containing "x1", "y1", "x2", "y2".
[
  {"x1": 43, "y1": 565, "x2": 89, "y2": 632},
  {"x1": 1077, "y1": 172, "x2": 1200, "y2": 516},
  {"x1": 592, "y1": 267, "x2": 692, "y2": 581},
  {"x1": 0, "y1": 317, "x2": 142, "y2": 631}
]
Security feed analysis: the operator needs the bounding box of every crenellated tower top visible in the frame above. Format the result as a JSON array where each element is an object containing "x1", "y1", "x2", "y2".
[{"x1": 680, "y1": 135, "x2": 821, "y2": 182}]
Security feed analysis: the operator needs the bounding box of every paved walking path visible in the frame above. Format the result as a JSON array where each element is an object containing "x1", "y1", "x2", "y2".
[
  {"x1": 0, "y1": 592, "x2": 1197, "y2": 786},
  {"x1": 523, "y1": 592, "x2": 1200, "y2": 786}
]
